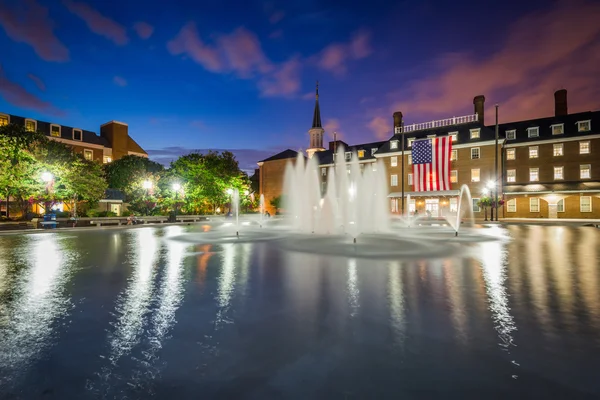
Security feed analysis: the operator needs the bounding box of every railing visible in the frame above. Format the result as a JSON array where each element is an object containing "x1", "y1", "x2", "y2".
[{"x1": 395, "y1": 114, "x2": 478, "y2": 134}]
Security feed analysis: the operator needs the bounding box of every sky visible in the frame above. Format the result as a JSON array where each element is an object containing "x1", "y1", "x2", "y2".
[{"x1": 1, "y1": 0, "x2": 599, "y2": 172}]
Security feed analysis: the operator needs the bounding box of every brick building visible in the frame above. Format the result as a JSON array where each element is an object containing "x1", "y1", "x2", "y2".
[
  {"x1": 257, "y1": 88, "x2": 598, "y2": 220},
  {"x1": 0, "y1": 112, "x2": 148, "y2": 216}
]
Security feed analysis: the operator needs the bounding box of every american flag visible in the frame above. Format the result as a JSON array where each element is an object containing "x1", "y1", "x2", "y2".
[{"x1": 411, "y1": 136, "x2": 452, "y2": 191}]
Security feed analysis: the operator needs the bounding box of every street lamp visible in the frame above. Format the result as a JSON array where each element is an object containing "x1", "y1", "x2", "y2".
[
  {"x1": 41, "y1": 171, "x2": 53, "y2": 215},
  {"x1": 143, "y1": 180, "x2": 153, "y2": 215}
]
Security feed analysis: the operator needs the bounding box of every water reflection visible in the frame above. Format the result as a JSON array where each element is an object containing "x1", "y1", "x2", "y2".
[
  {"x1": 347, "y1": 259, "x2": 360, "y2": 317},
  {"x1": 388, "y1": 262, "x2": 405, "y2": 346},
  {"x1": 0, "y1": 234, "x2": 74, "y2": 384},
  {"x1": 442, "y1": 259, "x2": 468, "y2": 344}
]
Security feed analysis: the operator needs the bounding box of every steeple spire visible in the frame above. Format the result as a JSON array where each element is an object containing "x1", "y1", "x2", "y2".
[{"x1": 312, "y1": 80, "x2": 322, "y2": 128}]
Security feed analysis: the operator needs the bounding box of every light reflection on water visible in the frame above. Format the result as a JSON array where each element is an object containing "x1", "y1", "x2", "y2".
[
  {"x1": 347, "y1": 259, "x2": 359, "y2": 317},
  {"x1": 0, "y1": 234, "x2": 74, "y2": 385},
  {"x1": 388, "y1": 261, "x2": 405, "y2": 346}
]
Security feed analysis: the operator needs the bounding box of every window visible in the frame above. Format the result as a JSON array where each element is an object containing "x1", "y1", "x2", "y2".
[
  {"x1": 529, "y1": 168, "x2": 539, "y2": 182},
  {"x1": 345, "y1": 152, "x2": 352, "y2": 161},
  {"x1": 530, "y1": 198, "x2": 540, "y2": 213},
  {"x1": 391, "y1": 156, "x2": 398, "y2": 167},
  {"x1": 407, "y1": 154, "x2": 412, "y2": 165},
  {"x1": 390, "y1": 140, "x2": 399, "y2": 150},
  {"x1": 506, "y1": 130, "x2": 516, "y2": 140},
  {"x1": 427, "y1": 134, "x2": 436, "y2": 138},
  {"x1": 580, "y1": 164, "x2": 591, "y2": 179},
  {"x1": 581, "y1": 196, "x2": 592, "y2": 212},
  {"x1": 450, "y1": 170, "x2": 458, "y2": 183},
  {"x1": 408, "y1": 199, "x2": 416, "y2": 213},
  {"x1": 450, "y1": 149, "x2": 457, "y2": 161},
  {"x1": 321, "y1": 168, "x2": 327, "y2": 176},
  {"x1": 471, "y1": 168, "x2": 480, "y2": 182},
  {"x1": 577, "y1": 120, "x2": 591, "y2": 132},
  {"x1": 50, "y1": 124, "x2": 61, "y2": 137},
  {"x1": 357, "y1": 150, "x2": 365, "y2": 158},
  {"x1": 25, "y1": 119, "x2": 36, "y2": 131},
  {"x1": 73, "y1": 129, "x2": 82, "y2": 141},
  {"x1": 371, "y1": 148, "x2": 377, "y2": 156},
  {"x1": 507, "y1": 169, "x2": 516, "y2": 183},
  {"x1": 0, "y1": 114, "x2": 9, "y2": 126},
  {"x1": 507, "y1": 199, "x2": 517, "y2": 213},
  {"x1": 449, "y1": 198, "x2": 458, "y2": 212},
  {"x1": 84, "y1": 149, "x2": 93, "y2": 161},
  {"x1": 391, "y1": 174, "x2": 398, "y2": 186},
  {"x1": 407, "y1": 173, "x2": 413, "y2": 185},
  {"x1": 552, "y1": 124, "x2": 564, "y2": 135},
  {"x1": 470, "y1": 128, "x2": 480, "y2": 139},
  {"x1": 471, "y1": 147, "x2": 480, "y2": 159},
  {"x1": 580, "y1": 141, "x2": 590, "y2": 154},
  {"x1": 529, "y1": 146, "x2": 539, "y2": 158},
  {"x1": 554, "y1": 166, "x2": 564, "y2": 180},
  {"x1": 557, "y1": 199, "x2": 564, "y2": 213},
  {"x1": 472, "y1": 198, "x2": 481, "y2": 212},
  {"x1": 103, "y1": 156, "x2": 112, "y2": 164},
  {"x1": 527, "y1": 127, "x2": 539, "y2": 137},
  {"x1": 506, "y1": 148, "x2": 515, "y2": 160},
  {"x1": 553, "y1": 143, "x2": 563, "y2": 156},
  {"x1": 391, "y1": 199, "x2": 397, "y2": 213},
  {"x1": 449, "y1": 132, "x2": 458, "y2": 142}
]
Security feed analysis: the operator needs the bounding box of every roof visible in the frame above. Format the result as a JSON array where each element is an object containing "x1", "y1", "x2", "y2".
[
  {"x1": 259, "y1": 149, "x2": 300, "y2": 162},
  {"x1": 315, "y1": 140, "x2": 386, "y2": 165},
  {"x1": 504, "y1": 181, "x2": 600, "y2": 193},
  {"x1": 376, "y1": 121, "x2": 496, "y2": 154},
  {"x1": 498, "y1": 110, "x2": 600, "y2": 145},
  {"x1": 128, "y1": 137, "x2": 147, "y2": 155}
]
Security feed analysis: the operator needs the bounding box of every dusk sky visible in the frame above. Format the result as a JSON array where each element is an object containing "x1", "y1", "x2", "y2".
[{"x1": 1, "y1": 0, "x2": 599, "y2": 171}]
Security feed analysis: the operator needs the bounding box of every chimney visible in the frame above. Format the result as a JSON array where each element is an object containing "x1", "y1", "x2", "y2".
[
  {"x1": 393, "y1": 111, "x2": 403, "y2": 133},
  {"x1": 554, "y1": 89, "x2": 568, "y2": 116},
  {"x1": 473, "y1": 95, "x2": 485, "y2": 123}
]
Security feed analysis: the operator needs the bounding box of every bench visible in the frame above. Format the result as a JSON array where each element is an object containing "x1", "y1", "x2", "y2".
[
  {"x1": 176, "y1": 216, "x2": 209, "y2": 223},
  {"x1": 144, "y1": 217, "x2": 169, "y2": 224},
  {"x1": 90, "y1": 219, "x2": 123, "y2": 227}
]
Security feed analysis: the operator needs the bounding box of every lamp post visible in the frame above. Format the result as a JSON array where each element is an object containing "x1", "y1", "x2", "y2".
[
  {"x1": 143, "y1": 180, "x2": 152, "y2": 216},
  {"x1": 41, "y1": 171, "x2": 53, "y2": 215},
  {"x1": 494, "y1": 104, "x2": 499, "y2": 221}
]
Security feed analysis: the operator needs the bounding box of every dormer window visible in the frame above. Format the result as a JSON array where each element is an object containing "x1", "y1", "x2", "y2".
[
  {"x1": 577, "y1": 120, "x2": 591, "y2": 132},
  {"x1": 50, "y1": 124, "x2": 61, "y2": 137},
  {"x1": 357, "y1": 150, "x2": 365, "y2": 158},
  {"x1": 390, "y1": 140, "x2": 399, "y2": 150},
  {"x1": 407, "y1": 138, "x2": 415, "y2": 147},
  {"x1": 506, "y1": 130, "x2": 516, "y2": 140},
  {"x1": 449, "y1": 132, "x2": 458, "y2": 142},
  {"x1": 0, "y1": 113, "x2": 9, "y2": 126},
  {"x1": 427, "y1": 134, "x2": 436, "y2": 138},
  {"x1": 25, "y1": 119, "x2": 37, "y2": 132},
  {"x1": 73, "y1": 129, "x2": 82, "y2": 141},
  {"x1": 551, "y1": 124, "x2": 564, "y2": 135},
  {"x1": 470, "y1": 128, "x2": 480, "y2": 139},
  {"x1": 527, "y1": 127, "x2": 539, "y2": 138},
  {"x1": 371, "y1": 148, "x2": 377, "y2": 156},
  {"x1": 345, "y1": 152, "x2": 352, "y2": 161}
]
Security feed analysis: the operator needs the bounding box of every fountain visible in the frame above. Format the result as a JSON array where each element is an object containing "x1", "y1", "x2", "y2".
[
  {"x1": 444, "y1": 184, "x2": 475, "y2": 236},
  {"x1": 259, "y1": 194, "x2": 265, "y2": 227}
]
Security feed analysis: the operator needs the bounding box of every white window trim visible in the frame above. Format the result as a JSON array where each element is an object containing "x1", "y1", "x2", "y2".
[
  {"x1": 507, "y1": 198, "x2": 517, "y2": 213},
  {"x1": 371, "y1": 148, "x2": 377, "y2": 156},
  {"x1": 471, "y1": 147, "x2": 480, "y2": 159},
  {"x1": 506, "y1": 148, "x2": 516, "y2": 160},
  {"x1": 554, "y1": 166, "x2": 564, "y2": 180},
  {"x1": 530, "y1": 168, "x2": 539, "y2": 182},
  {"x1": 450, "y1": 170, "x2": 458, "y2": 183},
  {"x1": 321, "y1": 168, "x2": 327, "y2": 176},
  {"x1": 451, "y1": 149, "x2": 458, "y2": 161},
  {"x1": 580, "y1": 196, "x2": 592, "y2": 213},
  {"x1": 557, "y1": 199, "x2": 565, "y2": 213},
  {"x1": 25, "y1": 118, "x2": 37, "y2": 131},
  {"x1": 407, "y1": 173, "x2": 413, "y2": 185},
  {"x1": 471, "y1": 168, "x2": 480, "y2": 182},
  {"x1": 407, "y1": 154, "x2": 412, "y2": 165},
  {"x1": 551, "y1": 124, "x2": 564, "y2": 135},
  {"x1": 527, "y1": 127, "x2": 539, "y2": 138},
  {"x1": 345, "y1": 152, "x2": 352, "y2": 161},
  {"x1": 553, "y1": 143, "x2": 563, "y2": 157},
  {"x1": 505, "y1": 130, "x2": 516, "y2": 140},
  {"x1": 72, "y1": 128, "x2": 83, "y2": 141},
  {"x1": 390, "y1": 156, "x2": 398, "y2": 167},
  {"x1": 529, "y1": 146, "x2": 539, "y2": 158},
  {"x1": 50, "y1": 123, "x2": 61, "y2": 137},
  {"x1": 0, "y1": 113, "x2": 9, "y2": 125},
  {"x1": 579, "y1": 141, "x2": 591, "y2": 154},
  {"x1": 391, "y1": 174, "x2": 398, "y2": 186},
  {"x1": 407, "y1": 138, "x2": 415, "y2": 147},
  {"x1": 529, "y1": 197, "x2": 540, "y2": 213},
  {"x1": 577, "y1": 120, "x2": 591, "y2": 132},
  {"x1": 507, "y1": 169, "x2": 516, "y2": 183},
  {"x1": 390, "y1": 140, "x2": 399, "y2": 150},
  {"x1": 472, "y1": 198, "x2": 481, "y2": 212},
  {"x1": 580, "y1": 164, "x2": 591, "y2": 179},
  {"x1": 84, "y1": 149, "x2": 94, "y2": 160},
  {"x1": 470, "y1": 128, "x2": 480, "y2": 139},
  {"x1": 449, "y1": 132, "x2": 458, "y2": 142}
]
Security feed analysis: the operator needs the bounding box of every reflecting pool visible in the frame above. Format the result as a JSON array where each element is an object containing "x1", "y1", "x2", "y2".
[{"x1": 0, "y1": 225, "x2": 599, "y2": 399}]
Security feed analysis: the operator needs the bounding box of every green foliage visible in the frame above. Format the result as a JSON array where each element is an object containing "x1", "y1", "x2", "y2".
[
  {"x1": 477, "y1": 197, "x2": 493, "y2": 208},
  {"x1": 270, "y1": 195, "x2": 284, "y2": 210},
  {"x1": 104, "y1": 155, "x2": 164, "y2": 191}
]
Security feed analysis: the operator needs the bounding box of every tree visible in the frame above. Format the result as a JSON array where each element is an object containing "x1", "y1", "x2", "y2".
[
  {"x1": 270, "y1": 195, "x2": 284, "y2": 214},
  {"x1": 104, "y1": 155, "x2": 164, "y2": 191},
  {"x1": 60, "y1": 157, "x2": 107, "y2": 216}
]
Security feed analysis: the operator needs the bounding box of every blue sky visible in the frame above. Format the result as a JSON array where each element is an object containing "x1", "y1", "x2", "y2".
[{"x1": 1, "y1": 0, "x2": 599, "y2": 171}]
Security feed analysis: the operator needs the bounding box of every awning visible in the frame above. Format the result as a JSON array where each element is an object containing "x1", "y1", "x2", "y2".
[{"x1": 387, "y1": 190, "x2": 460, "y2": 198}]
